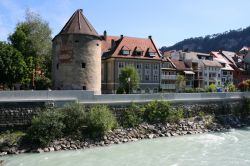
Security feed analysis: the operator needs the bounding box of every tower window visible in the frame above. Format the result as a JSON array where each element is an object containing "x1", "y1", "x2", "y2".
[
  {"x1": 82, "y1": 86, "x2": 86, "y2": 90},
  {"x1": 82, "y1": 63, "x2": 86, "y2": 68}
]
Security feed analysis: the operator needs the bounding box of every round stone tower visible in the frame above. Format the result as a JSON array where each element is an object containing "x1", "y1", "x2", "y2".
[{"x1": 52, "y1": 9, "x2": 101, "y2": 94}]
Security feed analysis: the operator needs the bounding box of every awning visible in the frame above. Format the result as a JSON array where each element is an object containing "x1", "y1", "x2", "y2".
[{"x1": 184, "y1": 71, "x2": 195, "y2": 75}]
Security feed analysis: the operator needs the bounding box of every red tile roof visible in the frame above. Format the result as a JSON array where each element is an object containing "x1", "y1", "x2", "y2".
[
  {"x1": 101, "y1": 36, "x2": 120, "y2": 53},
  {"x1": 171, "y1": 59, "x2": 190, "y2": 71},
  {"x1": 101, "y1": 35, "x2": 162, "y2": 60},
  {"x1": 210, "y1": 51, "x2": 232, "y2": 65},
  {"x1": 202, "y1": 60, "x2": 222, "y2": 67}
]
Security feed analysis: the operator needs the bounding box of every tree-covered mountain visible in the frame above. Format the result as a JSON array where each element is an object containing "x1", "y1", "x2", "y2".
[{"x1": 160, "y1": 26, "x2": 250, "y2": 53}]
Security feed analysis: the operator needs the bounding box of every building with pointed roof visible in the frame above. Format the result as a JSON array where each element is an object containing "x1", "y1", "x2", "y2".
[{"x1": 52, "y1": 9, "x2": 101, "y2": 94}]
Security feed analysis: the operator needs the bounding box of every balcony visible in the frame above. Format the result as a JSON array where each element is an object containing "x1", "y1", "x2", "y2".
[
  {"x1": 160, "y1": 84, "x2": 176, "y2": 89},
  {"x1": 193, "y1": 67, "x2": 201, "y2": 71},
  {"x1": 195, "y1": 76, "x2": 204, "y2": 80},
  {"x1": 209, "y1": 77, "x2": 216, "y2": 81},
  {"x1": 161, "y1": 75, "x2": 177, "y2": 80}
]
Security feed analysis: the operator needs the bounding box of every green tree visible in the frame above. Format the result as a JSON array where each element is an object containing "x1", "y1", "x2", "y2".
[
  {"x1": 176, "y1": 74, "x2": 185, "y2": 92},
  {"x1": 8, "y1": 9, "x2": 52, "y2": 86},
  {"x1": 119, "y1": 66, "x2": 140, "y2": 94},
  {"x1": 0, "y1": 42, "x2": 27, "y2": 88},
  {"x1": 208, "y1": 83, "x2": 217, "y2": 92}
]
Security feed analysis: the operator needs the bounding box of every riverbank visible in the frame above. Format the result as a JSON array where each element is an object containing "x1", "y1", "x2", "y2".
[{"x1": 0, "y1": 114, "x2": 247, "y2": 156}]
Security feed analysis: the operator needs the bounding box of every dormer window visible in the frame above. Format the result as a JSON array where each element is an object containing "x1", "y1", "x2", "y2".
[
  {"x1": 121, "y1": 46, "x2": 131, "y2": 55},
  {"x1": 147, "y1": 48, "x2": 156, "y2": 57},
  {"x1": 134, "y1": 51, "x2": 143, "y2": 56},
  {"x1": 122, "y1": 50, "x2": 130, "y2": 55},
  {"x1": 133, "y1": 47, "x2": 144, "y2": 56},
  {"x1": 148, "y1": 52, "x2": 156, "y2": 57}
]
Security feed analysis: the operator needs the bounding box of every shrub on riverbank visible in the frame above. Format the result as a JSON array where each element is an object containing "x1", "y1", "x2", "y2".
[
  {"x1": 26, "y1": 104, "x2": 118, "y2": 145},
  {"x1": 25, "y1": 101, "x2": 187, "y2": 146},
  {"x1": 167, "y1": 108, "x2": 184, "y2": 123},
  {"x1": 27, "y1": 109, "x2": 65, "y2": 146},
  {"x1": 0, "y1": 131, "x2": 26, "y2": 147},
  {"x1": 144, "y1": 100, "x2": 172, "y2": 123},
  {"x1": 85, "y1": 105, "x2": 117, "y2": 138},
  {"x1": 60, "y1": 103, "x2": 86, "y2": 137},
  {"x1": 121, "y1": 103, "x2": 145, "y2": 128}
]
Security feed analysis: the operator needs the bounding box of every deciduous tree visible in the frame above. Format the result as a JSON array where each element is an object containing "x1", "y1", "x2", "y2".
[
  {"x1": 119, "y1": 66, "x2": 140, "y2": 94},
  {"x1": 0, "y1": 42, "x2": 27, "y2": 88}
]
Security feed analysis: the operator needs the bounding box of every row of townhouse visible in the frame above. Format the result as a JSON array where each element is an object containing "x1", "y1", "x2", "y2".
[
  {"x1": 167, "y1": 51, "x2": 234, "y2": 89},
  {"x1": 52, "y1": 9, "x2": 250, "y2": 94}
]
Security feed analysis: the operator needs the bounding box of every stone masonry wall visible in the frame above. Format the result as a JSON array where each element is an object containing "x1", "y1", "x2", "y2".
[{"x1": 0, "y1": 102, "x2": 45, "y2": 131}]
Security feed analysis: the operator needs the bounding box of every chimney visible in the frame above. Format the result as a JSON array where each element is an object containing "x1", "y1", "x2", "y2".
[
  {"x1": 148, "y1": 35, "x2": 152, "y2": 39},
  {"x1": 111, "y1": 39, "x2": 115, "y2": 49},
  {"x1": 103, "y1": 30, "x2": 107, "y2": 40}
]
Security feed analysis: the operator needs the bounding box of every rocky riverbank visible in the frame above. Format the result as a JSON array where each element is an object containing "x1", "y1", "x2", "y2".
[{"x1": 1, "y1": 115, "x2": 246, "y2": 156}]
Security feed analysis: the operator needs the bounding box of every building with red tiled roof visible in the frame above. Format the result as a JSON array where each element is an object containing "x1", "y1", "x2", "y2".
[{"x1": 101, "y1": 31, "x2": 174, "y2": 93}]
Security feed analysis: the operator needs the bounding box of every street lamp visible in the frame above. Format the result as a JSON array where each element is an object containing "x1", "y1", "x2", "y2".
[{"x1": 127, "y1": 77, "x2": 131, "y2": 94}]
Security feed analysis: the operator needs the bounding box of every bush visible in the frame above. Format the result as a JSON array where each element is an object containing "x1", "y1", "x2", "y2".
[
  {"x1": 227, "y1": 83, "x2": 237, "y2": 92},
  {"x1": 208, "y1": 83, "x2": 216, "y2": 92},
  {"x1": 167, "y1": 108, "x2": 184, "y2": 124},
  {"x1": 116, "y1": 87, "x2": 125, "y2": 94},
  {"x1": 184, "y1": 88, "x2": 194, "y2": 93},
  {"x1": 195, "y1": 88, "x2": 207, "y2": 93},
  {"x1": 85, "y1": 105, "x2": 117, "y2": 138},
  {"x1": 238, "y1": 81, "x2": 249, "y2": 92},
  {"x1": 144, "y1": 100, "x2": 172, "y2": 123},
  {"x1": 34, "y1": 76, "x2": 52, "y2": 90},
  {"x1": 60, "y1": 103, "x2": 86, "y2": 137},
  {"x1": 121, "y1": 103, "x2": 145, "y2": 128},
  {"x1": 0, "y1": 131, "x2": 26, "y2": 146},
  {"x1": 27, "y1": 109, "x2": 65, "y2": 146}
]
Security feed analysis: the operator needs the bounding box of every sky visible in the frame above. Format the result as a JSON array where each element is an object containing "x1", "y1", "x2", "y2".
[{"x1": 0, "y1": 0, "x2": 249, "y2": 47}]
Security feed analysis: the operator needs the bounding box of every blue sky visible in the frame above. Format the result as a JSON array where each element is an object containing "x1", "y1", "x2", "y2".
[{"x1": 0, "y1": 0, "x2": 249, "y2": 47}]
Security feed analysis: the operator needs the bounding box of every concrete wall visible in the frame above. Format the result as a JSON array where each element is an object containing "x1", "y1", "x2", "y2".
[{"x1": 0, "y1": 90, "x2": 250, "y2": 105}]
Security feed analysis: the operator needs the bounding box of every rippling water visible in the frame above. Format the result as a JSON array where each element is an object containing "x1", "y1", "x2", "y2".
[{"x1": 2, "y1": 128, "x2": 250, "y2": 166}]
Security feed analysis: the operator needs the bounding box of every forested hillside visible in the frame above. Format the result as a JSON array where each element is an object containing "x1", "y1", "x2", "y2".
[{"x1": 161, "y1": 26, "x2": 250, "y2": 53}]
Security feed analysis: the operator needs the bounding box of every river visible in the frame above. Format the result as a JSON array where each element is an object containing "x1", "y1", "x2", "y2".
[{"x1": 2, "y1": 127, "x2": 250, "y2": 166}]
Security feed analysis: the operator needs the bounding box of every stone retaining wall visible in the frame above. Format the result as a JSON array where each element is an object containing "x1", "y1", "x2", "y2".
[
  {"x1": 0, "y1": 102, "x2": 45, "y2": 130},
  {"x1": 0, "y1": 94, "x2": 245, "y2": 130}
]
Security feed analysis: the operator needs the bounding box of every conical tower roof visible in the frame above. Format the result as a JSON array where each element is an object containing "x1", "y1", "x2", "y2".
[{"x1": 59, "y1": 9, "x2": 99, "y2": 37}]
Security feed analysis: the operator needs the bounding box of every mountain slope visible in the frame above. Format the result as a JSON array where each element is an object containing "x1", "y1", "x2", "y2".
[{"x1": 161, "y1": 26, "x2": 250, "y2": 53}]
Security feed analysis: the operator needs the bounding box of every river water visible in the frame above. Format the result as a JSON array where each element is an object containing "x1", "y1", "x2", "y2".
[{"x1": 2, "y1": 127, "x2": 250, "y2": 166}]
